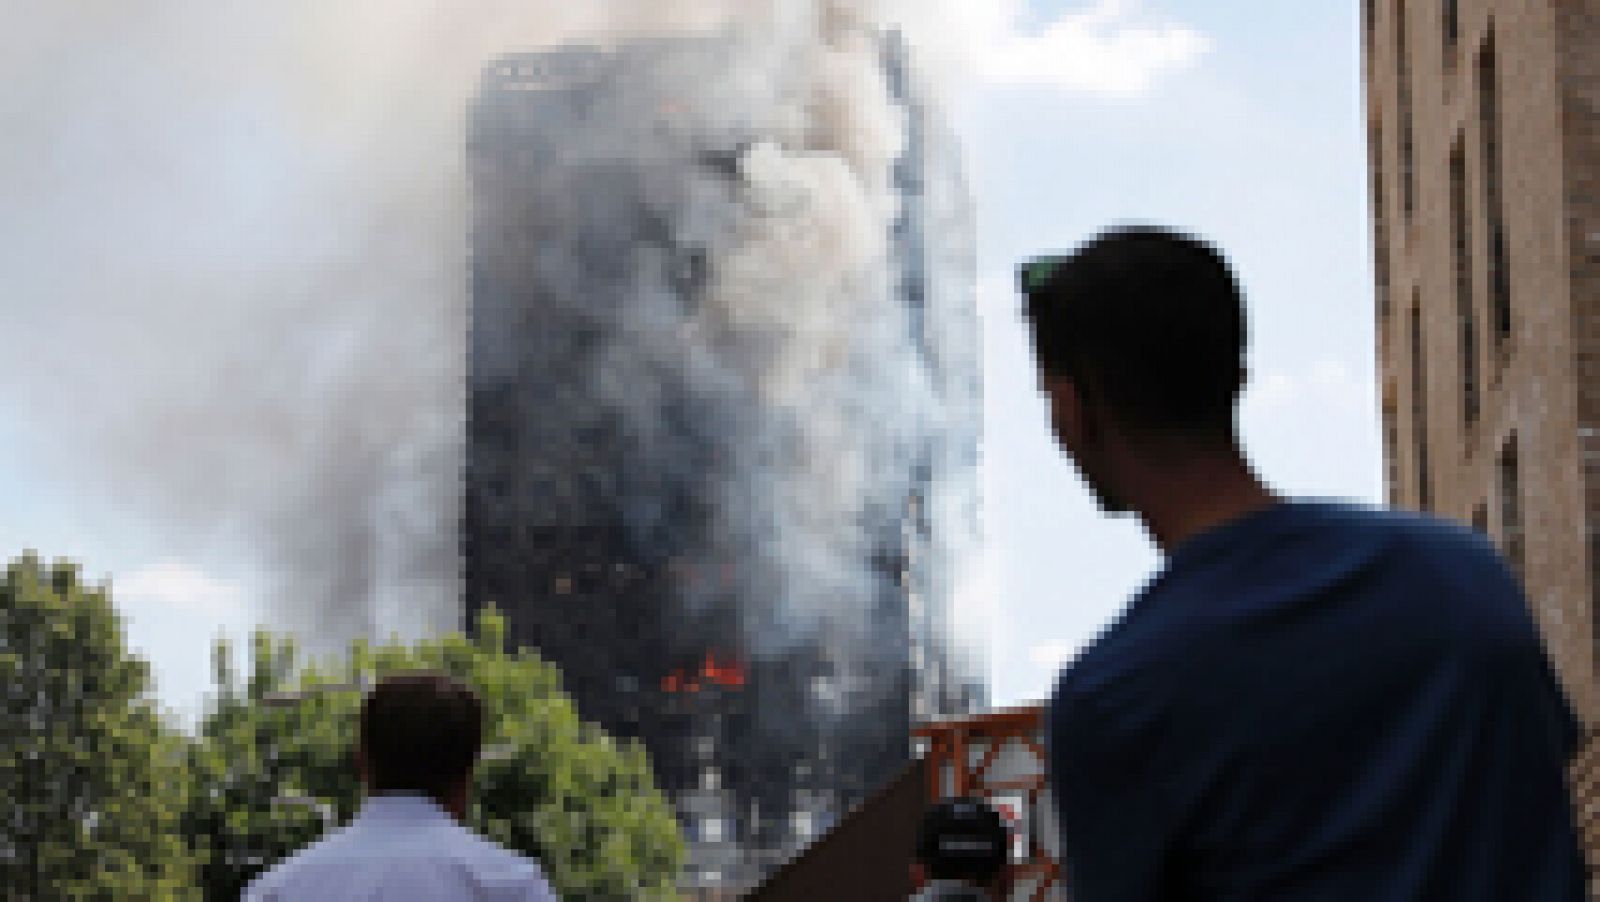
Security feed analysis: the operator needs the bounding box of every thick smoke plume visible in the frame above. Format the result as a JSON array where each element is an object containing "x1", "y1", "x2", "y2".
[{"x1": 1, "y1": 1, "x2": 981, "y2": 684}]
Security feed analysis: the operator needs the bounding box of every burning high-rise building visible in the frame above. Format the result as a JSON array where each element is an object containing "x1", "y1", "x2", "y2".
[{"x1": 463, "y1": 23, "x2": 981, "y2": 890}]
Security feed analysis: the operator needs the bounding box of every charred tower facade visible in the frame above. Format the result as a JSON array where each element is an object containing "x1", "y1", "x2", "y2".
[{"x1": 463, "y1": 31, "x2": 981, "y2": 888}]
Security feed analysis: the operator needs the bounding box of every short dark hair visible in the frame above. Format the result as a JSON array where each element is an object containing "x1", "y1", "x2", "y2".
[
  {"x1": 915, "y1": 797, "x2": 1008, "y2": 883},
  {"x1": 359, "y1": 671, "x2": 484, "y2": 800},
  {"x1": 1020, "y1": 225, "x2": 1247, "y2": 437}
]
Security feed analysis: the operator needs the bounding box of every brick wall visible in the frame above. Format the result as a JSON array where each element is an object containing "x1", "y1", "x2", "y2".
[
  {"x1": 1367, "y1": 0, "x2": 1598, "y2": 717},
  {"x1": 1367, "y1": 0, "x2": 1600, "y2": 879},
  {"x1": 1556, "y1": 1, "x2": 1600, "y2": 889},
  {"x1": 1557, "y1": 0, "x2": 1600, "y2": 642}
]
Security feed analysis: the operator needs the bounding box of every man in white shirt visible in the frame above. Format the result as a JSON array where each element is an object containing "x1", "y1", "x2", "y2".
[{"x1": 244, "y1": 671, "x2": 559, "y2": 901}]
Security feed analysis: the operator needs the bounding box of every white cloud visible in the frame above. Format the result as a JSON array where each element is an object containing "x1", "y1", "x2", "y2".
[
  {"x1": 1307, "y1": 359, "x2": 1370, "y2": 410},
  {"x1": 1245, "y1": 358, "x2": 1373, "y2": 417},
  {"x1": 1027, "y1": 639, "x2": 1078, "y2": 670},
  {"x1": 928, "y1": 0, "x2": 1211, "y2": 97},
  {"x1": 1245, "y1": 367, "x2": 1300, "y2": 414},
  {"x1": 115, "y1": 559, "x2": 244, "y2": 617}
]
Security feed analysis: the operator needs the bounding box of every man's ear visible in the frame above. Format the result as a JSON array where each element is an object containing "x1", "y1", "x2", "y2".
[{"x1": 1043, "y1": 372, "x2": 1086, "y2": 451}]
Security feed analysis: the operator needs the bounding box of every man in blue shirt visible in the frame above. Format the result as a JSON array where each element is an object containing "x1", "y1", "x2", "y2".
[
  {"x1": 1018, "y1": 225, "x2": 1585, "y2": 900},
  {"x1": 244, "y1": 672, "x2": 558, "y2": 901}
]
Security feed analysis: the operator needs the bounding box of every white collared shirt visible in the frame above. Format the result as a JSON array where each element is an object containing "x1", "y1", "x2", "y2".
[{"x1": 243, "y1": 793, "x2": 558, "y2": 901}]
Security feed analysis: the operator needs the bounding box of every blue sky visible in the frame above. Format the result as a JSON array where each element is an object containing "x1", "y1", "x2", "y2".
[
  {"x1": 950, "y1": 0, "x2": 1381, "y2": 705},
  {"x1": 0, "y1": 0, "x2": 1381, "y2": 722}
]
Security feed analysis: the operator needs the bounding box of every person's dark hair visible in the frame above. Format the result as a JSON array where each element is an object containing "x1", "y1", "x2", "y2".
[
  {"x1": 358, "y1": 671, "x2": 484, "y2": 801},
  {"x1": 915, "y1": 797, "x2": 1008, "y2": 883},
  {"x1": 1020, "y1": 225, "x2": 1247, "y2": 439}
]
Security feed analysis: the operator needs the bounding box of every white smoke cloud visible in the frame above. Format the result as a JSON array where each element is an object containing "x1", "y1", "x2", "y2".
[
  {"x1": 456, "y1": 6, "x2": 985, "y2": 737},
  {"x1": 1, "y1": 0, "x2": 983, "y2": 681},
  {"x1": 0, "y1": 2, "x2": 607, "y2": 655},
  {"x1": 892, "y1": 0, "x2": 1209, "y2": 98},
  {"x1": 115, "y1": 560, "x2": 244, "y2": 618}
]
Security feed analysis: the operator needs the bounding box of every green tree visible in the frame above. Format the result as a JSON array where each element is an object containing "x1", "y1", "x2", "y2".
[
  {"x1": 187, "y1": 608, "x2": 684, "y2": 900},
  {"x1": 0, "y1": 551, "x2": 198, "y2": 899}
]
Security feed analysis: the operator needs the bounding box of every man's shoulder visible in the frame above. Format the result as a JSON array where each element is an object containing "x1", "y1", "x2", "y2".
[
  {"x1": 1186, "y1": 497, "x2": 1509, "y2": 603},
  {"x1": 1302, "y1": 500, "x2": 1521, "y2": 598},
  {"x1": 1290, "y1": 498, "x2": 1492, "y2": 553},
  {"x1": 377, "y1": 816, "x2": 550, "y2": 886},
  {"x1": 453, "y1": 827, "x2": 549, "y2": 875},
  {"x1": 244, "y1": 819, "x2": 552, "y2": 899},
  {"x1": 1052, "y1": 501, "x2": 1505, "y2": 697},
  {"x1": 241, "y1": 827, "x2": 358, "y2": 899}
]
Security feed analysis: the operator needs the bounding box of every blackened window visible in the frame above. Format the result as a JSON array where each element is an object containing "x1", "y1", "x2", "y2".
[
  {"x1": 1411, "y1": 299, "x2": 1431, "y2": 511},
  {"x1": 1450, "y1": 136, "x2": 1479, "y2": 426},
  {"x1": 1372, "y1": 120, "x2": 1391, "y2": 323},
  {"x1": 1478, "y1": 33, "x2": 1512, "y2": 346},
  {"x1": 1365, "y1": 0, "x2": 1377, "y2": 48},
  {"x1": 1443, "y1": 0, "x2": 1459, "y2": 55},
  {"x1": 1499, "y1": 434, "x2": 1524, "y2": 578},
  {"x1": 1397, "y1": 0, "x2": 1416, "y2": 223}
]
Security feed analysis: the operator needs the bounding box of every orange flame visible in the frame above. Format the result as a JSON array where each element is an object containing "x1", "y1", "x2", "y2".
[{"x1": 660, "y1": 650, "x2": 749, "y2": 693}]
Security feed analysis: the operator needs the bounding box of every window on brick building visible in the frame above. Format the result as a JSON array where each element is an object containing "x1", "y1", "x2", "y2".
[
  {"x1": 1450, "y1": 136, "x2": 1479, "y2": 427},
  {"x1": 1583, "y1": 427, "x2": 1599, "y2": 662},
  {"x1": 1499, "y1": 434, "x2": 1524, "y2": 578},
  {"x1": 1442, "y1": 0, "x2": 1459, "y2": 56},
  {"x1": 1478, "y1": 32, "x2": 1512, "y2": 348},
  {"x1": 1384, "y1": 397, "x2": 1400, "y2": 506},
  {"x1": 1372, "y1": 120, "x2": 1391, "y2": 323},
  {"x1": 1593, "y1": 515, "x2": 1600, "y2": 672},
  {"x1": 1411, "y1": 299, "x2": 1431, "y2": 511},
  {"x1": 1397, "y1": 0, "x2": 1416, "y2": 223}
]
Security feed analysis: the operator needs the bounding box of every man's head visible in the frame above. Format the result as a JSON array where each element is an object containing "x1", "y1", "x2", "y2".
[
  {"x1": 1019, "y1": 225, "x2": 1248, "y2": 513},
  {"x1": 913, "y1": 797, "x2": 1010, "y2": 896},
  {"x1": 357, "y1": 671, "x2": 484, "y2": 811}
]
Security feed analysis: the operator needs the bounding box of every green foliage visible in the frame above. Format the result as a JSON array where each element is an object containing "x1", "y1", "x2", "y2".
[
  {"x1": 182, "y1": 629, "x2": 351, "y2": 900},
  {"x1": 0, "y1": 551, "x2": 199, "y2": 899},
  {"x1": 188, "y1": 607, "x2": 685, "y2": 900},
  {"x1": 1, "y1": 547, "x2": 684, "y2": 899}
]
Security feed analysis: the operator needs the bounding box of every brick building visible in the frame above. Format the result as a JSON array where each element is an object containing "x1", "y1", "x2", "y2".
[
  {"x1": 1361, "y1": 0, "x2": 1600, "y2": 869},
  {"x1": 1362, "y1": 0, "x2": 1599, "y2": 715}
]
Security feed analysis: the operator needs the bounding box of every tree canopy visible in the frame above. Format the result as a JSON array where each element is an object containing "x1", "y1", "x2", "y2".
[
  {"x1": 1, "y1": 551, "x2": 198, "y2": 898},
  {"x1": 188, "y1": 607, "x2": 685, "y2": 900},
  {"x1": 3, "y1": 546, "x2": 684, "y2": 898}
]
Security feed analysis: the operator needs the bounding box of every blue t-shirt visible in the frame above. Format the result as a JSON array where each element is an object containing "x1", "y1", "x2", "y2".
[{"x1": 1046, "y1": 500, "x2": 1585, "y2": 901}]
